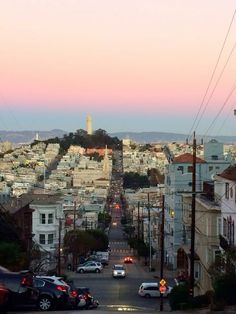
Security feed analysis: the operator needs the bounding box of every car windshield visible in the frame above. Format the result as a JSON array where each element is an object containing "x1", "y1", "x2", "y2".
[{"x1": 114, "y1": 265, "x2": 124, "y2": 270}]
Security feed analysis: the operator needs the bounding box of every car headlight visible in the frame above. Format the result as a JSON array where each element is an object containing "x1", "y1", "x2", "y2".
[{"x1": 113, "y1": 271, "x2": 118, "y2": 275}]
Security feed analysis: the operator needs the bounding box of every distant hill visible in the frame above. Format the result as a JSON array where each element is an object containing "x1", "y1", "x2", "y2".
[
  {"x1": 0, "y1": 129, "x2": 67, "y2": 145},
  {"x1": 110, "y1": 131, "x2": 236, "y2": 144},
  {"x1": 1, "y1": 129, "x2": 236, "y2": 145}
]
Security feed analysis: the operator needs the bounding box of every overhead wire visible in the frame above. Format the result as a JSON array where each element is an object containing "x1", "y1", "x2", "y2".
[
  {"x1": 203, "y1": 83, "x2": 236, "y2": 140},
  {"x1": 195, "y1": 41, "x2": 236, "y2": 134},
  {"x1": 187, "y1": 8, "x2": 236, "y2": 141},
  {"x1": 215, "y1": 100, "x2": 236, "y2": 136}
]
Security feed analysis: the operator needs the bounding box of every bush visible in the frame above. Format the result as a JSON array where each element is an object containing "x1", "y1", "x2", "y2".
[
  {"x1": 213, "y1": 273, "x2": 236, "y2": 305},
  {"x1": 169, "y1": 283, "x2": 190, "y2": 310},
  {"x1": 191, "y1": 294, "x2": 210, "y2": 309}
]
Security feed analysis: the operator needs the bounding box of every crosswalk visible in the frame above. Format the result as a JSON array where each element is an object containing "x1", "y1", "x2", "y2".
[
  {"x1": 108, "y1": 241, "x2": 133, "y2": 255},
  {"x1": 109, "y1": 241, "x2": 128, "y2": 245},
  {"x1": 110, "y1": 248, "x2": 130, "y2": 253}
]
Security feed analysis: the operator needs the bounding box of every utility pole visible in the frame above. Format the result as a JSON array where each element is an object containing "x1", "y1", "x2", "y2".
[
  {"x1": 148, "y1": 193, "x2": 152, "y2": 272},
  {"x1": 58, "y1": 218, "x2": 62, "y2": 275},
  {"x1": 160, "y1": 194, "x2": 165, "y2": 311},
  {"x1": 190, "y1": 132, "x2": 196, "y2": 297},
  {"x1": 141, "y1": 205, "x2": 144, "y2": 241},
  {"x1": 137, "y1": 201, "x2": 140, "y2": 241},
  {"x1": 73, "y1": 201, "x2": 76, "y2": 231}
]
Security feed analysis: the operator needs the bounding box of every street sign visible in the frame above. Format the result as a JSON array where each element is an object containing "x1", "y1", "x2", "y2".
[
  {"x1": 159, "y1": 285, "x2": 167, "y2": 294},
  {"x1": 159, "y1": 279, "x2": 166, "y2": 286}
]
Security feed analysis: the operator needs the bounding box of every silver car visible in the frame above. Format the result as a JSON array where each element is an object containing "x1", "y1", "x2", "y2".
[
  {"x1": 112, "y1": 264, "x2": 126, "y2": 278},
  {"x1": 77, "y1": 261, "x2": 103, "y2": 273}
]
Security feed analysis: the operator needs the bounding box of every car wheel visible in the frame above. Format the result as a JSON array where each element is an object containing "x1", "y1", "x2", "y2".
[
  {"x1": 145, "y1": 294, "x2": 151, "y2": 298},
  {"x1": 38, "y1": 296, "x2": 54, "y2": 311},
  {"x1": 79, "y1": 269, "x2": 84, "y2": 273},
  {"x1": 95, "y1": 268, "x2": 100, "y2": 273}
]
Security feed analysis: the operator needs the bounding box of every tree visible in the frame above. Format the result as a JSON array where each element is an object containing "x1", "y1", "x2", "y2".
[
  {"x1": 86, "y1": 229, "x2": 109, "y2": 251},
  {"x1": 64, "y1": 230, "x2": 93, "y2": 268},
  {"x1": 0, "y1": 241, "x2": 26, "y2": 271},
  {"x1": 123, "y1": 172, "x2": 150, "y2": 189},
  {"x1": 98, "y1": 212, "x2": 112, "y2": 228}
]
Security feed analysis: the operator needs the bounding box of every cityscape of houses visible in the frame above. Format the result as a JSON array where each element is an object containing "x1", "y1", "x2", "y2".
[{"x1": 0, "y1": 131, "x2": 236, "y2": 296}]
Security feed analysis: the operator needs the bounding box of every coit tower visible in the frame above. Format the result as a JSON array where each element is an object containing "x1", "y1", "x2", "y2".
[{"x1": 86, "y1": 114, "x2": 92, "y2": 135}]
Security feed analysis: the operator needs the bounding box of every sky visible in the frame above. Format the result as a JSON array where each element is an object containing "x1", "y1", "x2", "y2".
[{"x1": 0, "y1": 0, "x2": 235, "y2": 136}]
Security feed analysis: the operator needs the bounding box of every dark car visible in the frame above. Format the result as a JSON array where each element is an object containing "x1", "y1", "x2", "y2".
[
  {"x1": 0, "y1": 266, "x2": 38, "y2": 310},
  {"x1": 34, "y1": 277, "x2": 76, "y2": 311},
  {"x1": 0, "y1": 282, "x2": 8, "y2": 313}
]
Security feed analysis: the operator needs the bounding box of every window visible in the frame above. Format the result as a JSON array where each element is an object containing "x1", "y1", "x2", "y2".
[
  {"x1": 34, "y1": 279, "x2": 45, "y2": 288},
  {"x1": 211, "y1": 155, "x2": 218, "y2": 160},
  {"x1": 209, "y1": 166, "x2": 213, "y2": 171},
  {"x1": 223, "y1": 218, "x2": 227, "y2": 237},
  {"x1": 177, "y1": 166, "x2": 184, "y2": 173},
  {"x1": 40, "y1": 214, "x2": 46, "y2": 224},
  {"x1": 217, "y1": 217, "x2": 221, "y2": 236},
  {"x1": 48, "y1": 213, "x2": 53, "y2": 224},
  {"x1": 39, "y1": 234, "x2": 46, "y2": 244},
  {"x1": 187, "y1": 166, "x2": 193, "y2": 173},
  {"x1": 48, "y1": 234, "x2": 54, "y2": 244},
  {"x1": 225, "y1": 183, "x2": 229, "y2": 199},
  {"x1": 230, "y1": 187, "x2": 233, "y2": 198},
  {"x1": 214, "y1": 250, "x2": 221, "y2": 264},
  {"x1": 194, "y1": 262, "x2": 201, "y2": 280}
]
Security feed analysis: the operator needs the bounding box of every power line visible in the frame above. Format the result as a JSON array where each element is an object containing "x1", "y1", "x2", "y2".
[
  {"x1": 188, "y1": 8, "x2": 236, "y2": 141},
  {"x1": 203, "y1": 84, "x2": 236, "y2": 139},
  {"x1": 195, "y1": 41, "x2": 236, "y2": 135}
]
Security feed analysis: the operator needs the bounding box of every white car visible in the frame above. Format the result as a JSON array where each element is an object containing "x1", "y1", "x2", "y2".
[
  {"x1": 77, "y1": 261, "x2": 103, "y2": 273},
  {"x1": 138, "y1": 282, "x2": 172, "y2": 298},
  {"x1": 112, "y1": 264, "x2": 126, "y2": 278}
]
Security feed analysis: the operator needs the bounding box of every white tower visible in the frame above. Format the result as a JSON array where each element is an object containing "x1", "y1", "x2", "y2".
[
  {"x1": 103, "y1": 145, "x2": 109, "y2": 179},
  {"x1": 35, "y1": 132, "x2": 39, "y2": 141},
  {"x1": 86, "y1": 114, "x2": 92, "y2": 135}
]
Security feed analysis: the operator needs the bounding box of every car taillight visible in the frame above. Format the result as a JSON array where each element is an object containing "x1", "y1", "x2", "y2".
[
  {"x1": 21, "y1": 276, "x2": 30, "y2": 286},
  {"x1": 70, "y1": 290, "x2": 78, "y2": 298},
  {"x1": 56, "y1": 285, "x2": 67, "y2": 292}
]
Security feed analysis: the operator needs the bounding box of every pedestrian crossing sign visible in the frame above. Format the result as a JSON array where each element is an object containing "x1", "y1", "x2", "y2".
[{"x1": 159, "y1": 279, "x2": 166, "y2": 286}]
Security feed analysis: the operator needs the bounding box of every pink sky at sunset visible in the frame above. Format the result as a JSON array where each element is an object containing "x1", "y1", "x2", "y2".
[{"x1": 0, "y1": 0, "x2": 235, "y2": 134}]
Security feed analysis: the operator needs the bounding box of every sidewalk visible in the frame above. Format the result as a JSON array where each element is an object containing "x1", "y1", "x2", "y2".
[{"x1": 136, "y1": 256, "x2": 176, "y2": 282}]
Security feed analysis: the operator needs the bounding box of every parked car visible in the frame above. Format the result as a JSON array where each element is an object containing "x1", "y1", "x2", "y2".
[
  {"x1": 34, "y1": 277, "x2": 76, "y2": 311},
  {"x1": 0, "y1": 282, "x2": 8, "y2": 313},
  {"x1": 84, "y1": 255, "x2": 101, "y2": 263},
  {"x1": 76, "y1": 261, "x2": 103, "y2": 273},
  {"x1": 138, "y1": 282, "x2": 172, "y2": 298},
  {"x1": 112, "y1": 264, "x2": 126, "y2": 278},
  {"x1": 124, "y1": 256, "x2": 133, "y2": 263},
  {"x1": 35, "y1": 275, "x2": 69, "y2": 288},
  {"x1": 0, "y1": 266, "x2": 38, "y2": 310}
]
